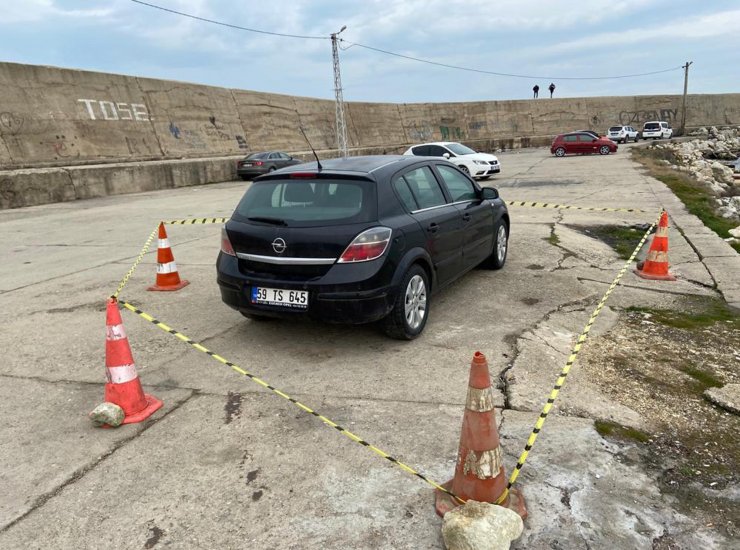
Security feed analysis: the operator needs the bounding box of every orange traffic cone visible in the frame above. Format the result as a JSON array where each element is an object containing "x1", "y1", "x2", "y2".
[
  {"x1": 102, "y1": 298, "x2": 163, "y2": 424},
  {"x1": 435, "y1": 351, "x2": 527, "y2": 519},
  {"x1": 635, "y1": 211, "x2": 676, "y2": 281},
  {"x1": 148, "y1": 222, "x2": 189, "y2": 291}
]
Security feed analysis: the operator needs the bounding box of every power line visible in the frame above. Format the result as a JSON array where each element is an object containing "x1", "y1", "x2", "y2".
[
  {"x1": 129, "y1": 0, "x2": 683, "y2": 81},
  {"x1": 341, "y1": 40, "x2": 683, "y2": 81},
  {"x1": 129, "y1": 0, "x2": 328, "y2": 40}
]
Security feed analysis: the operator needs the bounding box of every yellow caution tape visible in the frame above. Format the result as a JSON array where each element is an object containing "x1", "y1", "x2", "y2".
[
  {"x1": 495, "y1": 209, "x2": 663, "y2": 504},
  {"x1": 164, "y1": 217, "x2": 229, "y2": 225},
  {"x1": 111, "y1": 224, "x2": 160, "y2": 299},
  {"x1": 117, "y1": 299, "x2": 463, "y2": 505},
  {"x1": 505, "y1": 201, "x2": 648, "y2": 213}
]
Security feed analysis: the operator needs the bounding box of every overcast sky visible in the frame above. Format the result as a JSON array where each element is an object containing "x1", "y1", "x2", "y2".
[{"x1": 1, "y1": 0, "x2": 738, "y2": 103}]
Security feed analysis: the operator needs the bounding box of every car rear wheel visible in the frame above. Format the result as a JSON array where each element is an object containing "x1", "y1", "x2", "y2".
[
  {"x1": 599, "y1": 145, "x2": 610, "y2": 155},
  {"x1": 482, "y1": 219, "x2": 508, "y2": 269},
  {"x1": 555, "y1": 147, "x2": 566, "y2": 157},
  {"x1": 239, "y1": 175, "x2": 250, "y2": 181},
  {"x1": 383, "y1": 265, "x2": 429, "y2": 340},
  {"x1": 459, "y1": 165, "x2": 471, "y2": 175}
]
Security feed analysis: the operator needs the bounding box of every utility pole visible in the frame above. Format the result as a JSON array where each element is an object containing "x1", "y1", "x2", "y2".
[
  {"x1": 679, "y1": 61, "x2": 693, "y2": 136},
  {"x1": 331, "y1": 26, "x2": 349, "y2": 158}
]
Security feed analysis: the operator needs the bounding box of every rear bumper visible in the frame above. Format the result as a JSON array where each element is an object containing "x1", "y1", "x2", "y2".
[{"x1": 216, "y1": 253, "x2": 397, "y2": 324}]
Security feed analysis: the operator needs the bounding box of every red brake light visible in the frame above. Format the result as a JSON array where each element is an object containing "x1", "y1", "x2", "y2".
[
  {"x1": 338, "y1": 227, "x2": 392, "y2": 263},
  {"x1": 221, "y1": 227, "x2": 236, "y2": 256},
  {"x1": 254, "y1": 161, "x2": 263, "y2": 166},
  {"x1": 290, "y1": 172, "x2": 318, "y2": 179}
]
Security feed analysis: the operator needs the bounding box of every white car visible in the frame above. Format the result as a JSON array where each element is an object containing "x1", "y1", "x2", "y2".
[
  {"x1": 403, "y1": 142, "x2": 500, "y2": 180},
  {"x1": 642, "y1": 121, "x2": 673, "y2": 140},
  {"x1": 607, "y1": 125, "x2": 639, "y2": 143}
]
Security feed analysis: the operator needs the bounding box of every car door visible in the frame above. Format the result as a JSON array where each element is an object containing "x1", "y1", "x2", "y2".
[
  {"x1": 434, "y1": 163, "x2": 492, "y2": 269},
  {"x1": 393, "y1": 165, "x2": 462, "y2": 286},
  {"x1": 577, "y1": 133, "x2": 597, "y2": 154},
  {"x1": 560, "y1": 134, "x2": 576, "y2": 154}
]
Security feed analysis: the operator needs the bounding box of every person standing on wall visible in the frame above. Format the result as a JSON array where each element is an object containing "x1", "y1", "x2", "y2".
[
  {"x1": 548, "y1": 83, "x2": 556, "y2": 98},
  {"x1": 533, "y1": 84, "x2": 539, "y2": 98}
]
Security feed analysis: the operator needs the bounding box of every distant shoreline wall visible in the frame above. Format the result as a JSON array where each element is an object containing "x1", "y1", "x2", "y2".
[{"x1": 1, "y1": 61, "x2": 739, "y2": 208}]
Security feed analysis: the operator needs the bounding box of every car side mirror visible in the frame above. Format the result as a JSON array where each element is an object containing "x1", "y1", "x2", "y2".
[
  {"x1": 443, "y1": 153, "x2": 451, "y2": 159},
  {"x1": 481, "y1": 187, "x2": 498, "y2": 200}
]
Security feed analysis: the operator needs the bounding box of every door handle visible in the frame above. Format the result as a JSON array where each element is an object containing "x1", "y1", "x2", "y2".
[
  {"x1": 462, "y1": 213, "x2": 471, "y2": 222},
  {"x1": 427, "y1": 222, "x2": 439, "y2": 234}
]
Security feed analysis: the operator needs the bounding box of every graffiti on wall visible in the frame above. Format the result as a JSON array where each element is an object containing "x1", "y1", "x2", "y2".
[
  {"x1": 42, "y1": 134, "x2": 80, "y2": 159},
  {"x1": 618, "y1": 108, "x2": 678, "y2": 125},
  {"x1": 440, "y1": 126, "x2": 464, "y2": 141},
  {"x1": 77, "y1": 99, "x2": 151, "y2": 121},
  {"x1": 409, "y1": 124, "x2": 433, "y2": 141},
  {"x1": 0, "y1": 112, "x2": 25, "y2": 135}
]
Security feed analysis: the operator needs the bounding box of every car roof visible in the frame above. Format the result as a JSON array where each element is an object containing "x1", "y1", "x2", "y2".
[
  {"x1": 267, "y1": 155, "x2": 428, "y2": 178},
  {"x1": 409, "y1": 142, "x2": 460, "y2": 147}
]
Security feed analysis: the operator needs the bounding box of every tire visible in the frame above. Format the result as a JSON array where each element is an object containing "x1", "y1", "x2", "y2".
[
  {"x1": 239, "y1": 175, "x2": 250, "y2": 181},
  {"x1": 482, "y1": 219, "x2": 508, "y2": 270},
  {"x1": 382, "y1": 265, "x2": 429, "y2": 340},
  {"x1": 459, "y1": 165, "x2": 471, "y2": 175},
  {"x1": 554, "y1": 147, "x2": 566, "y2": 157},
  {"x1": 599, "y1": 145, "x2": 610, "y2": 155},
  {"x1": 268, "y1": 166, "x2": 276, "y2": 172}
]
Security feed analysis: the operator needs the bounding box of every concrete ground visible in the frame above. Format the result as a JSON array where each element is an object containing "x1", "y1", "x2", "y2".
[{"x1": 0, "y1": 143, "x2": 736, "y2": 549}]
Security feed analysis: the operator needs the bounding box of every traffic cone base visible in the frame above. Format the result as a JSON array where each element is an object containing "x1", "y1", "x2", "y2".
[
  {"x1": 435, "y1": 482, "x2": 527, "y2": 519},
  {"x1": 148, "y1": 279, "x2": 189, "y2": 291},
  {"x1": 120, "y1": 393, "x2": 163, "y2": 424}
]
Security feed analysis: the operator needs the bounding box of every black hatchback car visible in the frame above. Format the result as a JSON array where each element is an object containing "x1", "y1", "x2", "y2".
[{"x1": 217, "y1": 155, "x2": 509, "y2": 339}]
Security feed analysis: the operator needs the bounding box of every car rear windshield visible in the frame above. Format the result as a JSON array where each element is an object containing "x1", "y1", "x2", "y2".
[
  {"x1": 246, "y1": 152, "x2": 269, "y2": 159},
  {"x1": 233, "y1": 178, "x2": 376, "y2": 227},
  {"x1": 644, "y1": 123, "x2": 660, "y2": 130},
  {"x1": 609, "y1": 126, "x2": 623, "y2": 132}
]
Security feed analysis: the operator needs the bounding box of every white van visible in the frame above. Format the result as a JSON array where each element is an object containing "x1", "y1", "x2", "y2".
[{"x1": 642, "y1": 121, "x2": 673, "y2": 140}]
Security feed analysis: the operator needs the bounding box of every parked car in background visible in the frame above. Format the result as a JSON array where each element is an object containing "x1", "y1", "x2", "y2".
[
  {"x1": 607, "y1": 126, "x2": 639, "y2": 143},
  {"x1": 217, "y1": 155, "x2": 510, "y2": 340},
  {"x1": 237, "y1": 151, "x2": 302, "y2": 180},
  {"x1": 550, "y1": 132, "x2": 618, "y2": 157},
  {"x1": 641, "y1": 121, "x2": 673, "y2": 140},
  {"x1": 403, "y1": 142, "x2": 501, "y2": 180}
]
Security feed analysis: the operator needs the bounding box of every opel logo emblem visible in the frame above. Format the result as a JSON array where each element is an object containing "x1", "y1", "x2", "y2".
[{"x1": 272, "y1": 238, "x2": 287, "y2": 254}]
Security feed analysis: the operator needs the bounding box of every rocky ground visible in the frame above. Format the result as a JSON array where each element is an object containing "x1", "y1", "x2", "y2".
[
  {"x1": 578, "y1": 296, "x2": 740, "y2": 542},
  {"x1": 648, "y1": 127, "x2": 740, "y2": 245}
]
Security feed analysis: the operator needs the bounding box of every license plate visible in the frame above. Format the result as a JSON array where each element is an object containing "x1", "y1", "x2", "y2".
[
  {"x1": 251, "y1": 286, "x2": 308, "y2": 309},
  {"x1": 242, "y1": 163, "x2": 253, "y2": 167}
]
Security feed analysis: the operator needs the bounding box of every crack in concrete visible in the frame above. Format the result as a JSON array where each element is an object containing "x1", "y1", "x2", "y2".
[{"x1": 0, "y1": 389, "x2": 197, "y2": 534}]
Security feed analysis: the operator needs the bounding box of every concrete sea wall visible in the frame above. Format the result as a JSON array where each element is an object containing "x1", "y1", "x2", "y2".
[{"x1": 1, "y1": 61, "x2": 739, "y2": 208}]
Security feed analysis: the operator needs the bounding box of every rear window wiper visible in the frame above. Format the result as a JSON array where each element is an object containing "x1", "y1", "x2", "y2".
[{"x1": 247, "y1": 216, "x2": 288, "y2": 226}]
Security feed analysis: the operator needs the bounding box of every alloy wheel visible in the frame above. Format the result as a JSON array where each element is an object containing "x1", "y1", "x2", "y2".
[{"x1": 404, "y1": 274, "x2": 427, "y2": 330}]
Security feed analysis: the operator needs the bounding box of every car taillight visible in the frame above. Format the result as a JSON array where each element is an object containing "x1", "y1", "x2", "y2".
[
  {"x1": 338, "y1": 227, "x2": 392, "y2": 263},
  {"x1": 221, "y1": 227, "x2": 236, "y2": 256},
  {"x1": 254, "y1": 161, "x2": 263, "y2": 166},
  {"x1": 290, "y1": 172, "x2": 318, "y2": 179}
]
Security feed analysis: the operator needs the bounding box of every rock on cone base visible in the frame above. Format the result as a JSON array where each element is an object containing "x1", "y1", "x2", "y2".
[{"x1": 435, "y1": 482, "x2": 527, "y2": 520}]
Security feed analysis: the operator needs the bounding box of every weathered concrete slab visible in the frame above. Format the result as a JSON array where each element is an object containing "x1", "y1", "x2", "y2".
[{"x1": 0, "y1": 377, "x2": 191, "y2": 529}]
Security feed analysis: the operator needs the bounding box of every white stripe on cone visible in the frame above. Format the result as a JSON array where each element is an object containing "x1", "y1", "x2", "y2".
[
  {"x1": 106, "y1": 324, "x2": 127, "y2": 341},
  {"x1": 158, "y1": 238, "x2": 171, "y2": 249},
  {"x1": 156, "y1": 261, "x2": 179, "y2": 274},
  {"x1": 106, "y1": 364, "x2": 139, "y2": 384}
]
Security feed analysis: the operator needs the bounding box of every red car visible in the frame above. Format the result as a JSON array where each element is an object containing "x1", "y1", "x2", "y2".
[{"x1": 550, "y1": 132, "x2": 618, "y2": 157}]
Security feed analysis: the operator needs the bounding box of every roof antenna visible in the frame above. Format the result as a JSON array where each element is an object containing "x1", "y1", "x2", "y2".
[{"x1": 299, "y1": 125, "x2": 322, "y2": 171}]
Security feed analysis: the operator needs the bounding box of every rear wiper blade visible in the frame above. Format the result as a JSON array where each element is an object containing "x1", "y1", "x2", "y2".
[{"x1": 247, "y1": 216, "x2": 288, "y2": 226}]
